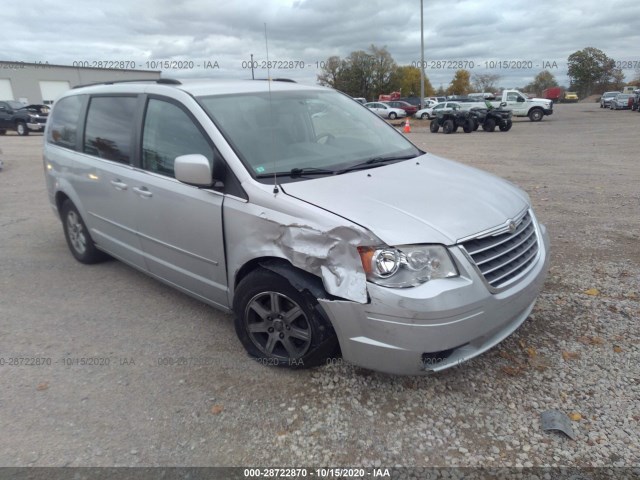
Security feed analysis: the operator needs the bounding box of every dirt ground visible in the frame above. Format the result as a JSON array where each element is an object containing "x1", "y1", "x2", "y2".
[{"x1": 0, "y1": 103, "x2": 638, "y2": 470}]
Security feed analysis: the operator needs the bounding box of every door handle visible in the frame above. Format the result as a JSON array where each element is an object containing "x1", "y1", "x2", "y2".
[
  {"x1": 132, "y1": 186, "x2": 153, "y2": 198},
  {"x1": 110, "y1": 179, "x2": 128, "y2": 190}
]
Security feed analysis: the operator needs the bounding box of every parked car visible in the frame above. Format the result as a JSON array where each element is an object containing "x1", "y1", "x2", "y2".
[
  {"x1": 383, "y1": 100, "x2": 418, "y2": 116},
  {"x1": 43, "y1": 78, "x2": 549, "y2": 376},
  {"x1": 415, "y1": 101, "x2": 462, "y2": 119},
  {"x1": 563, "y1": 92, "x2": 579, "y2": 103},
  {"x1": 363, "y1": 101, "x2": 407, "y2": 119},
  {"x1": 0, "y1": 101, "x2": 49, "y2": 135},
  {"x1": 610, "y1": 93, "x2": 632, "y2": 110},
  {"x1": 600, "y1": 91, "x2": 619, "y2": 108}
]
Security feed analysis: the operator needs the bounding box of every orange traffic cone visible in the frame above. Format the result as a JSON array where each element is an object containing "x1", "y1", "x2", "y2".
[{"x1": 403, "y1": 118, "x2": 411, "y2": 133}]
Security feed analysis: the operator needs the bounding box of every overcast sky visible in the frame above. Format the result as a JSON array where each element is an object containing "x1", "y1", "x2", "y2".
[{"x1": 3, "y1": 0, "x2": 640, "y2": 91}]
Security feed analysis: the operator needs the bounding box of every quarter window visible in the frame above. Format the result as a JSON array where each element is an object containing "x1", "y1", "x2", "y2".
[
  {"x1": 142, "y1": 99, "x2": 213, "y2": 178},
  {"x1": 47, "y1": 95, "x2": 83, "y2": 149},
  {"x1": 84, "y1": 96, "x2": 137, "y2": 163}
]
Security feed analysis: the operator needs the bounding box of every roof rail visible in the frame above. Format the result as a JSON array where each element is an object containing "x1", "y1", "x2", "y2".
[
  {"x1": 253, "y1": 78, "x2": 297, "y2": 83},
  {"x1": 72, "y1": 78, "x2": 181, "y2": 89}
]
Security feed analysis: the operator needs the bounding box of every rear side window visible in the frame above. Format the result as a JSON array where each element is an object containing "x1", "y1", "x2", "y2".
[
  {"x1": 141, "y1": 98, "x2": 213, "y2": 178},
  {"x1": 47, "y1": 96, "x2": 83, "y2": 149},
  {"x1": 83, "y1": 96, "x2": 137, "y2": 164}
]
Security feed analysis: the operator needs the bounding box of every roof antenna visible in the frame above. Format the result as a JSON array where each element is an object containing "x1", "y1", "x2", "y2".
[{"x1": 264, "y1": 23, "x2": 279, "y2": 195}]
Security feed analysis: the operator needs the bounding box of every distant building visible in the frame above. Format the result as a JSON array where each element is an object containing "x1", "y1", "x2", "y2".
[{"x1": 0, "y1": 61, "x2": 160, "y2": 104}]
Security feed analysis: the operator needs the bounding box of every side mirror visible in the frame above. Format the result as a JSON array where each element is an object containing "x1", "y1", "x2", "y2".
[{"x1": 175, "y1": 154, "x2": 214, "y2": 187}]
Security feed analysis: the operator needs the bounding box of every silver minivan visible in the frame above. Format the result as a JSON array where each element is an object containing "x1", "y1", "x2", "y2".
[{"x1": 43, "y1": 79, "x2": 549, "y2": 375}]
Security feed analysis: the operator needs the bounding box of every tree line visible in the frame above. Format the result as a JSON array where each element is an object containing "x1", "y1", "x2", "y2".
[{"x1": 317, "y1": 46, "x2": 640, "y2": 101}]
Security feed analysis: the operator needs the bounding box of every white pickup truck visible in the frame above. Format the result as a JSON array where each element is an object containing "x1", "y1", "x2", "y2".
[{"x1": 461, "y1": 90, "x2": 553, "y2": 121}]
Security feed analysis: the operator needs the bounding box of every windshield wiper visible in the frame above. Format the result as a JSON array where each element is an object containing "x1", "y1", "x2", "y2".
[
  {"x1": 334, "y1": 153, "x2": 418, "y2": 175},
  {"x1": 255, "y1": 167, "x2": 335, "y2": 179}
]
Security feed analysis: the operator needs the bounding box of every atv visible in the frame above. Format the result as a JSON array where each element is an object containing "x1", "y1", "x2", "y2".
[
  {"x1": 469, "y1": 105, "x2": 513, "y2": 132},
  {"x1": 429, "y1": 107, "x2": 475, "y2": 134}
]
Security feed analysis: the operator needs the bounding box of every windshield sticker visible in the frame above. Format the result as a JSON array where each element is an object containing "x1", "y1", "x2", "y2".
[{"x1": 255, "y1": 166, "x2": 266, "y2": 174}]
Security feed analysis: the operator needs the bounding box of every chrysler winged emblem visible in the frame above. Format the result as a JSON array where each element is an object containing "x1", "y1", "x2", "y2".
[{"x1": 508, "y1": 221, "x2": 517, "y2": 233}]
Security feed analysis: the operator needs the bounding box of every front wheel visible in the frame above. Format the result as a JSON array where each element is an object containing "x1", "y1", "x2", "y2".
[
  {"x1": 421, "y1": 112, "x2": 429, "y2": 119},
  {"x1": 16, "y1": 122, "x2": 29, "y2": 136},
  {"x1": 528, "y1": 109, "x2": 543, "y2": 122},
  {"x1": 430, "y1": 119, "x2": 439, "y2": 133},
  {"x1": 463, "y1": 119, "x2": 474, "y2": 133},
  {"x1": 61, "y1": 200, "x2": 108, "y2": 264},
  {"x1": 0, "y1": 129, "x2": 6, "y2": 135},
  {"x1": 233, "y1": 268, "x2": 339, "y2": 369},
  {"x1": 499, "y1": 119, "x2": 513, "y2": 131},
  {"x1": 388, "y1": 112, "x2": 397, "y2": 120},
  {"x1": 442, "y1": 119, "x2": 454, "y2": 134},
  {"x1": 482, "y1": 118, "x2": 496, "y2": 132}
]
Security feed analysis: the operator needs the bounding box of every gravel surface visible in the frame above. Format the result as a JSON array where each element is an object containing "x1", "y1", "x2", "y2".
[{"x1": 0, "y1": 103, "x2": 638, "y2": 469}]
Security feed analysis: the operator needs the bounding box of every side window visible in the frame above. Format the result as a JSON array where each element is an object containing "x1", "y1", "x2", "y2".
[
  {"x1": 84, "y1": 96, "x2": 137, "y2": 163},
  {"x1": 141, "y1": 99, "x2": 213, "y2": 178},
  {"x1": 47, "y1": 95, "x2": 83, "y2": 149}
]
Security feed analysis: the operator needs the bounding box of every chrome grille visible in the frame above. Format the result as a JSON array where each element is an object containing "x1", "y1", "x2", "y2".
[{"x1": 460, "y1": 211, "x2": 539, "y2": 290}]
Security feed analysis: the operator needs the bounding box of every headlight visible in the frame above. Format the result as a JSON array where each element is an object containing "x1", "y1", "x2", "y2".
[{"x1": 358, "y1": 244, "x2": 458, "y2": 288}]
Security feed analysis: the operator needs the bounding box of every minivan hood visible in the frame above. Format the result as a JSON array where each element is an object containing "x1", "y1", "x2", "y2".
[{"x1": 281, "y1": 153, "x2": 530, "y2": 246}]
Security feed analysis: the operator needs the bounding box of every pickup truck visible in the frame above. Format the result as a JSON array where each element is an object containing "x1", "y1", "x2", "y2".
[
  {"x1": 458, "y1": 90, "x2": 553, "y2": 121},
  {"x1": 0, "y1": 101, "x2": 49, "y2": 136}
]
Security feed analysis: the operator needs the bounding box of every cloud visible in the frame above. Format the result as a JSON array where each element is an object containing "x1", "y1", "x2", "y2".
[{"x1": 2, "y1": 0, "x2": 640, "y2": 87}]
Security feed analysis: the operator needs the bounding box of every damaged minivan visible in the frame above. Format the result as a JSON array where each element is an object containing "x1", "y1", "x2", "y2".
[{"x1": 43, "y1": 79, "x2": 549, "y2": 375}]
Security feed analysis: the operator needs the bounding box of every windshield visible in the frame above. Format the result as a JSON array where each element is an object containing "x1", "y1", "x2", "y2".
[
  {"x1": 7, "y1": 101, "x2": 25, "y2": 110},
  {"x1": 197, "y1": 89, "x2": 421, "y2": 181}
]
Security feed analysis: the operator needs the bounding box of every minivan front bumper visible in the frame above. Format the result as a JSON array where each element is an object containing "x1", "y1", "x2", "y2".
[{"x1": 319, "y1": 224, "x2": 550, "y2": 375}]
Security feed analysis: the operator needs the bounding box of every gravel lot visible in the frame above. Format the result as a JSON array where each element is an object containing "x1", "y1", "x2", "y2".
[{"x1": 0, "y1": 103, "x2": 638, "y2": 470}]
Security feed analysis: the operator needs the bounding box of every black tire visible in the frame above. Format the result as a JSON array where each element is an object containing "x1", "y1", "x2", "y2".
[
  {"x1": 16, "y1": 121, "x2": 29, "y2": 136},
  {"x1": 473, "y1": 120, "x2": 479, "y2": 131},
  {"x1": 442, "y1": 119, "x2": 454, "y2": 134},
  {"x1": 0, "y1": 129, "x2": 6, "y2": 135},
  {"x1": 430, "y1": 119, "x2": 439, "y2": 133},
  {"x1": 463, "y1": 118, "x2": 474, "y2": 133},
  {"x1": 233, "y1": 268, "x2": 339, "y2": 369},
  {"x1": 499, "y1": 119, "x2": 513, "y2": 132},
  {"x1": 61, "y1": 200, "x2": 108, "y2": 264},
  {"x1": 421, "y1": 112, "x2": 429, "y2": 119},
  {"x1": 528, "y1": 109, "x2": 543, "y2": 122},
  {"x1": 388, "y1": 112, "x2": 397, "y2": 120},
  {"x1": 482, "y1": 118, "x2": 496, "y2": 132}
]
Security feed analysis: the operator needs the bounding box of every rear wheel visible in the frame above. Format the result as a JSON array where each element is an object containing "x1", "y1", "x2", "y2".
[
  {"x1": 430, "y1": 119, "x2": 439, "y2": 133},
  {"x1": 499, "y1": 119, "x2": 513, "y2": 131},
  {"x1": 463, "y1": 118, "x2": 474, "y2": 133},
  {"x1": 61, "y1": 200, "x2": 108, "y2": 264},
  {"x1": 16, "y1": 122, "x2": 29, "y2": 136},
  {"x1": 473, "y1": 120, "x2": 479, "y2": 131},
  {"x1": 482, "y1": 118, "x2": 496, "y2": 132},
  {"x1": 421, "y1": 112, "x2": 429, "y2": 119},
  {"x1": 233, "y1": 268, "x2": 339, "y2": 369},
  {"x1": 388, "y1": 112, "x2": 397, "y2": 120}
]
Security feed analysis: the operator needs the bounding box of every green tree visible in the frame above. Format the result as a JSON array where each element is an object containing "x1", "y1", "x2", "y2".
[
  {"x1": 317, "y1": 56, "x2": 346, "y2": 90},
  {"x1": 315, "y1": 45, "x2": 398, "y2": 100},
  {"x1": 524, "y1": 70, "x2": 559, "y2": 96},
  {"x1": 609, "y1": 67, "x2": 626, "y2": 91},
  {"x1": 447, "y1": 69, "x2": 472, "y2": 95},
  {"x1": 567, "y1": 47, "x2": 616, "y2": 97},
  {"x1": 368, "y1": 45, "x2": 397, "y2": 99}
]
